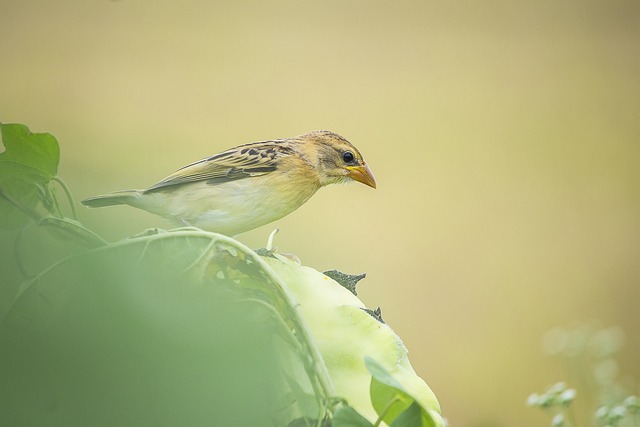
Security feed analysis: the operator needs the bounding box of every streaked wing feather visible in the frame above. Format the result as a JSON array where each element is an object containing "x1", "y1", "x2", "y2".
[{"x1": 144, "y1": 141, "x2": 292, "y2": 192}]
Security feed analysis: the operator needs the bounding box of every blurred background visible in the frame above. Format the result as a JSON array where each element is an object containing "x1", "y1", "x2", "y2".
[{"x1": 2, "y1": 1, "x2": 639, "y2": 425}]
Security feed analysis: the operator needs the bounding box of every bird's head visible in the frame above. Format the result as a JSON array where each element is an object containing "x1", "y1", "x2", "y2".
[{"x1": 294, "y1": 130, "x2": 377, "y2": 189}]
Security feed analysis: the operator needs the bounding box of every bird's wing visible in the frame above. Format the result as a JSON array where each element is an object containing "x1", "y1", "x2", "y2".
[{"x1": 145, "y1": 141, "x2": 295, "y2": 192}]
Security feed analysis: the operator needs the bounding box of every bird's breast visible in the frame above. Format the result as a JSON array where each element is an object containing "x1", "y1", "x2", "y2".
[{"x1": 144, "y1": 172, "x2": 321, "y2": 235}]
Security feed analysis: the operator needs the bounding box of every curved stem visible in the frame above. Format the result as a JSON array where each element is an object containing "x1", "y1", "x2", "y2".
[
  {"x1": 53, "y1": 176, "x2": 78, "y2": 220},
  {"x1": 47, "y1": 183, "x2": 64, "y2": 217},
  {"x1": 373, "y1": 397, "x2": 400, "y2": 426}
]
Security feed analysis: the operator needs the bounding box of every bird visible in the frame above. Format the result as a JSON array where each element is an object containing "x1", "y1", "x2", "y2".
[{"x1": 81, "y1": 130, "x2": 376, "y2": 236}]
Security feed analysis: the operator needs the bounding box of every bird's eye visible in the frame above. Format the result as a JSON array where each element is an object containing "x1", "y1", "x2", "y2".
[{"x1": 342, "y1": 151, "x2": 355, "y2": 163}]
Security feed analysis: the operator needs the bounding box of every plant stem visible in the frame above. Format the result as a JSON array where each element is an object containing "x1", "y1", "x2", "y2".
[
  {"x1": 48, "y1": 183, "x2": 64, "y2": 218},
  {"x1": 373, "y1": 397, "x2": 400, "y2": 426},
  {"x1": 53, "y1": 176, "x2": 78, "y2": 220}
]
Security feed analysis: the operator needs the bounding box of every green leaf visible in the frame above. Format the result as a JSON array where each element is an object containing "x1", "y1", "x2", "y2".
[
  {"x1": 390, "y1": 402, "x2": 423, "y2": 427},
  {"x1": 332, "y1": 406, "x2": 375, "y2": 427},
  {"x1": 0, "y1": 123, "x2": 59, "y2": 180},
  {"x1": 369, "y1": 376, "x2": 414, "y2": 424},
  {"x1": 0, "y1": 123, "x2": 61, "y2": 228},
  {"x1": 366, "y1": 357, "x2": 437, "y2": 427}
]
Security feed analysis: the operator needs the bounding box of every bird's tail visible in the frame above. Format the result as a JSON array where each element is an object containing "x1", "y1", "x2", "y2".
[{"x1": 81, "y1": 190, "x2": 143, "y2": 208}]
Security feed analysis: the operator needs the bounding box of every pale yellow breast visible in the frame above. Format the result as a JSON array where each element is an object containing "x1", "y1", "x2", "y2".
[{"x1": 137, "y1": 167, "x2": 321, "y2": 235}]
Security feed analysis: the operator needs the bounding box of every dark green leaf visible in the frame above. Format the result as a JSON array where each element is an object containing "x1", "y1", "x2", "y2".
[
  {"x1": 390, "y1": 402, "x2": 423, "y2": 427},
  {"x1": 332, "y1": 406, "x2": 375, "y2": 427},
  {"x1": 369, "y1": 375, "x2": 413, "y2": 424},
  {"x1": 366, "y1": 357, "x2": 437, "y2": 427}
]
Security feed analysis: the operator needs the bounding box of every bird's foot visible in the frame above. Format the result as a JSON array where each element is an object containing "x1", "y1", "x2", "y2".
[
  {"x1": 254, "y1": 228, "x2": 301, "y2": 264},
  {"x1": 254, "y1": 228, "x2": 280, "y2": 258}
]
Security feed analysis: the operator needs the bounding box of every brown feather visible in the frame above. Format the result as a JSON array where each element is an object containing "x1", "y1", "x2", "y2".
[{"x1": 145, "y1": 141, "x2": 295, "y2": 193}]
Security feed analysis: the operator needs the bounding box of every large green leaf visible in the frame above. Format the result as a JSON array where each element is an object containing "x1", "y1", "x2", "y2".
[
  {"x1": 390, "y1": 402, "x2": 424, "y2": 427},
  {"x1": 262, "y1": 254, "x2": 443, "y2": 426}
]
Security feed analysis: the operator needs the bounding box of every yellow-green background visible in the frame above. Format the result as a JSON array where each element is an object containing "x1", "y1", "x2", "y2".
[{"x1": 2, "y1": 1, "x2": 639, "y2": 425}]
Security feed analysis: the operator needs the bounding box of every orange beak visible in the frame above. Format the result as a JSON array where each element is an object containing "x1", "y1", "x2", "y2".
[{"x1": 346, "y1": 164, "x2": 377, "y2": 189}]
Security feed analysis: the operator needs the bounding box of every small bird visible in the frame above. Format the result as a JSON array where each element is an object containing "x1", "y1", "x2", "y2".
[{"x1": 81, "y1": 130, "x2": 376, "y2": 236}]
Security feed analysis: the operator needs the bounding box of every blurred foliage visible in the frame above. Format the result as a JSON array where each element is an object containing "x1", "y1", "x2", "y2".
[
  {"x1": 529, "y1": 324, "x2": 639, "y2": 427},
  {"x1": 1, "y1": 235, "x2": 284, "y2": 426},
  {"x1": 1, "y1": 2, "x2": 639, "y2": 425}
]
